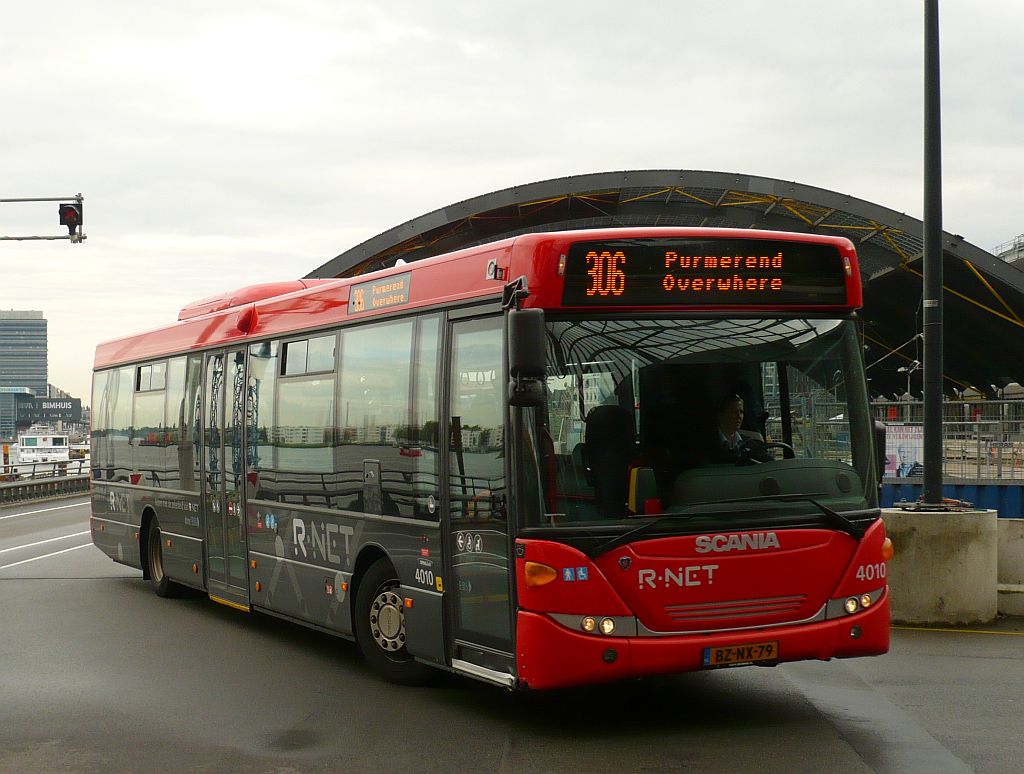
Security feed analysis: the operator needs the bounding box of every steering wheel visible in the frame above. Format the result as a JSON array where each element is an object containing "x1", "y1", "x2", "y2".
[{"x1": 736, "y1": 440, "x2": 796, "y2": 464}]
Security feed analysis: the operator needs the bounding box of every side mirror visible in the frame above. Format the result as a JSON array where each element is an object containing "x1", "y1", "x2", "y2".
[
  {"x1": 873, "y1": 420, "x2": 887, "y2": 484},
  {"x1": 507, "y1": 308, "x2": 546, "y2": 407}
]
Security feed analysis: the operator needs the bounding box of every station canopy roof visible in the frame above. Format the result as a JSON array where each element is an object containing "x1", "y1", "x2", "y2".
[{"x1": 307, "y1": 170, "x2": 1024, "y2": 399}]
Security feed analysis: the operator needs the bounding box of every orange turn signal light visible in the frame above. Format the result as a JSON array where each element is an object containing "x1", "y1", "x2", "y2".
[
  {"x1": 404, "y1": 598, "x2": 413, "y2": 609},
  {"x1": 881, "y1": 537, "x2": 894, "y2": 561},
  {"x1": 524, "y1": 561, "x2": 558, "y2": 587}
]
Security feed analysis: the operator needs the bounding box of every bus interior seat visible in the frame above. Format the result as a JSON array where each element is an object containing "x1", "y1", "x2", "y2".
[
  {"x1": 583, "y1": 404, "x2": 636, "y2": 518},
  {"x1": 571, "y1": 442, "x2": 585, "y2": 471},
  {"x1": 568, "y1": 442, "x2": 590, "y2": 489}
]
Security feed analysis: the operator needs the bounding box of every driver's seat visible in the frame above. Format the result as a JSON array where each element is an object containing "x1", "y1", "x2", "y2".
[{"x1": 583, "y1": 405, "x2": 635, "y2": 518}]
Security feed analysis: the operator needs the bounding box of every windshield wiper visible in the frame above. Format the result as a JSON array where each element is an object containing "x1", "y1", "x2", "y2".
[
  {"x1": 744, "y1": 494, "x2": 867, "y2": 540},
  {"x1": 587, "y1": 512, "x2": 711, "y2": 558},
  {"x1": 588, "y1": 494, "x2": 866, "y2": 558},
  {"x1": 670, "y1": 493, "x2": 867, "y2": 540}
]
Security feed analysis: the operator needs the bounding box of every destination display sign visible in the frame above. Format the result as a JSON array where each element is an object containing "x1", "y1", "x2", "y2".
[
  {"x1": 561, "y1": 238, "x2": 848, "y2": 307},
  {"x1": 348, "y1": 272, "x2": 412, "y2": 314},
  {"x1": 17, "y1": 397, "x2": 82, "y2": 423}
]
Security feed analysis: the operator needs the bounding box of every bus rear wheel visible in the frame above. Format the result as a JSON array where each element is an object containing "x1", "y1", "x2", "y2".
[
  {"x1": 354, "y1": 558, "x2": 431, "y2": 685},
  {"x1": 146, "y1": 515, "x2": 182, "y2": 598}
]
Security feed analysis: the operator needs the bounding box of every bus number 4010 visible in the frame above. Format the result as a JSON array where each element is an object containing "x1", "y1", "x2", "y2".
[{"x1": 855, "y1": 563, "x2": 886, "y2": 582}]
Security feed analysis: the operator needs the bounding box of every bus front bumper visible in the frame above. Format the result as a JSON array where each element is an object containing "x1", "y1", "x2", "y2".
[{"x1": 514, "y1": 591, "x2": 890, "y2": 690}]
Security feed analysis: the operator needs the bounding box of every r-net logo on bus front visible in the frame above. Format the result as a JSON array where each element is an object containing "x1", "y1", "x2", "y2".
[
  {"x1": 561, "y1": 238, "x2": 847, "y2": 307},
  {"x1": 638, "y1": 564, "x2": 718, "y2": 589}
]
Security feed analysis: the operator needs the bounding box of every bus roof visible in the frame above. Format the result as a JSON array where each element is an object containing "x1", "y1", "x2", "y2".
[{"x1": 94, "y1": 227, "x2": 860, "y2": 370}]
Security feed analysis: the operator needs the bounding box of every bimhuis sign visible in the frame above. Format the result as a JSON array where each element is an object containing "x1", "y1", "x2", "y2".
[{"x1": 18, "y1": 398, "x2": 82, "y2": 423}]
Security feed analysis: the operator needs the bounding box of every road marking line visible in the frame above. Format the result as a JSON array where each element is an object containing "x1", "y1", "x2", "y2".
[
  {"x1": 0, "y1": 543, "x2": 92, "y2": 570},
  {"x1": 0, "y1": 530, "x2": 91, "y2": 555},
  {"x1": 893, "y1": 625, "x2": 1024, "y2": 637},
  {"x1": 0, "y1": 500, "x2": 89, "y2": 521}
]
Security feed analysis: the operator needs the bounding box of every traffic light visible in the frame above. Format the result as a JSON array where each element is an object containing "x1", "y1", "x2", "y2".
[{"x1": 58, "y1": 202, "x2": 82, "y2": 235}]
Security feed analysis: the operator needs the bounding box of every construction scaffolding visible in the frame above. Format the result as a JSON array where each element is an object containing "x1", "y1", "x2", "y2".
[{"x1": 993, "y1": 232, "x2": 1024, "y2": 267}]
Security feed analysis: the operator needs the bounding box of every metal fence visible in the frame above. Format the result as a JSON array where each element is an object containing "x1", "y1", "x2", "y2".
[
  {"x1": 0, "y1": 458, "x2": 90, "y2": 481},
  {"x1": 0, "y1": 455, "x2": 89, "y2": 504},
  {"x1": 873, "y1": 400, "x2": 1024, "y2": 480}
]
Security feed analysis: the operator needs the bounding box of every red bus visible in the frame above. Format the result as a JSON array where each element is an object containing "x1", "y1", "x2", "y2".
[{"x1": 90, "y1": 227, "x2": 891, "y2": 690}]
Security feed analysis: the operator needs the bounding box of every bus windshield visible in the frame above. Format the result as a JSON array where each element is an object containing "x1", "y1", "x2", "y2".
[{"x1": 517, "y1": 316, "x2": 876, "y2": 529}]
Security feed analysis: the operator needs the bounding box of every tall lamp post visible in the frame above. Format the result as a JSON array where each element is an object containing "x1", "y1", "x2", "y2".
[
  {"x1": 922, "y1": 0, "x2": 944, "y2": 506},
  {"x1": 898, "y1": 360, "x2": 922, "y2": 422}
]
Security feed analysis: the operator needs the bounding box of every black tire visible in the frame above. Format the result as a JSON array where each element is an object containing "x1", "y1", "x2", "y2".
[
  {"x1": 146, "y1": 515, "x2": 182, "y2": 598},
  {"x1": 354, "y1": 558, "x2": 432, "y2": 685}
]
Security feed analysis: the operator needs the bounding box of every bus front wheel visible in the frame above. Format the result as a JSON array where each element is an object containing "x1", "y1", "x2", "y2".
[{"x1": 354, "y1": 558, "x2": 431, "y2": 685}]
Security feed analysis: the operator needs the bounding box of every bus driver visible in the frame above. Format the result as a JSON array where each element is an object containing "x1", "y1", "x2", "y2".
[
  {"x1": 710, "y1": 393, "x2": 771, "y2": 464},
  {"x1": 717, "y1": 394, "x2": 746, "y2": 452}
]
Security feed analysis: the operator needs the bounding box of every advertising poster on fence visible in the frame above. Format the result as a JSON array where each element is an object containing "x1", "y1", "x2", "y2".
[{"x1": 885, "y1": 424, "x2": 924, "y2": 477}]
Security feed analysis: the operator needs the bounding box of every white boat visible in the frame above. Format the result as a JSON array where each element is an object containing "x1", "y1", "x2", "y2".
[
  {"x1": 0, "y1": 427, "x2": 84, "y2": 479},
  {"x1": 15, "y1": 428, "x2": 71, "y2": 465}
]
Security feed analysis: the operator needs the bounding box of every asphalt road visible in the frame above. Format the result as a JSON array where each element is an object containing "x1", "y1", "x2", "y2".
[{"x1": 1, "y1": 497, "x2": 1021, "y2": 773}]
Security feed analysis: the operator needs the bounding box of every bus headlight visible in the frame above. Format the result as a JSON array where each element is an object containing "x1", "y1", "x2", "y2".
[
  {"x1": 556, "y1": 614, "x2": 637, "y2": 636},
  {"x1": 826, "y1": 587, "x2": 885, "y2": 619}
]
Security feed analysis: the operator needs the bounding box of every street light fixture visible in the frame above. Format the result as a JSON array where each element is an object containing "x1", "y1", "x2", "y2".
[{"x1": 898, "y1": 360, "x2": 922, "y2": 399}]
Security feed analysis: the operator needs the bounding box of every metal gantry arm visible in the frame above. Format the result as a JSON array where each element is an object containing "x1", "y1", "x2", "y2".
[{"x1": 0, "y1": 193, "x2": 86, "y2": 242}]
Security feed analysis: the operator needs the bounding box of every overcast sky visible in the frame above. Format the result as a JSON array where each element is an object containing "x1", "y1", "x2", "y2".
[{"x1": 3, "y1": 1, "x2": 1023, "y2": 402}]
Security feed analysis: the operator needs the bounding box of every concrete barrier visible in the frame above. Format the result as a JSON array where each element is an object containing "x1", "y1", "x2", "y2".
[
  {"x1": 881, "y1": 508, "x2": 998, "y2": 625},
  {"x1": 0, "y1": 475, "x2": 90, "y2": 505},
  {"x1": 997, "y1": 518, "x2": 1024, "y2": 616}
]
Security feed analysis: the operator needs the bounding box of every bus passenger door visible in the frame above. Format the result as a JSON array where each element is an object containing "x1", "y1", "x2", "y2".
[
  {"x1": 202, "y1": 347, "x2": 250, "y2": 609},
  {"x1": 444, "y1": 315, "x2": 515, "y2": 685}
]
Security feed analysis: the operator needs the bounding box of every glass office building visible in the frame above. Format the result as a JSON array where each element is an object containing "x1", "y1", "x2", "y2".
[
  {"x1": 0, "y1": 387, "x2": 33, "y2": 440},
  {"x1": 0, "y1": 311, "x2": 47, "y2": 440}
]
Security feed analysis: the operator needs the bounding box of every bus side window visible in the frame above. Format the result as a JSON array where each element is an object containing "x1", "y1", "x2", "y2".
[
  {"x1": 105, "y1": 366, "x2": 134, "y2": 482},
  {"x1": 411, "y1": 316, "x2": 440, "y2": 519},
  {"x1": 338, "y1": 319, "x2": 415, "y2": 516}
]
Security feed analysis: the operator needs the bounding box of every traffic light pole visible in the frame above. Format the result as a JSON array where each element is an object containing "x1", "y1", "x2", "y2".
[{"x1": 0, "y1": 193, "x2": 86, "y2": 243}]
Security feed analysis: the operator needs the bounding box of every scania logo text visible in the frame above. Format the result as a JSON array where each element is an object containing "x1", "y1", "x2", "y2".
[{"x1": 695, "y1": 532, "x2": 780, "y2": 554}]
